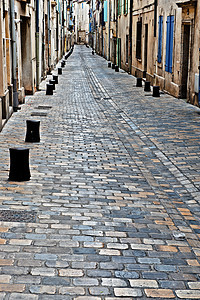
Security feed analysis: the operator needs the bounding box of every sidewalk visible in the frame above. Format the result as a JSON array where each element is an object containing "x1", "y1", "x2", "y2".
[{"x1": 0, "y1": 45, "x2": 200, "y2": 299}]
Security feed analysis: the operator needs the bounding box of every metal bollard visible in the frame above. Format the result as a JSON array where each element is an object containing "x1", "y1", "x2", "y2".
[
  {"x1": 46, "y1": 83, "x2": 53, "y2": 95},
  {"x1": 92, "y1": 50, "x2": 94, "y2": 55},
  {"x1": 25, "y1": 120, "x2": 40, "y2": 143},
  {"x1": 61, "y1": 61, "x2": 65, "y2": 68},
  {"x1": 49, "y1": 80, "x2": 56, "y2": 90},
  {"x1": 9, "y1": 148, "x2": 31, "y2": 181},
  {"x1": 144, "y1": 81, "x2": 151, "y2": 92},
  {"x1": 53, "y1": 75, "x2": 58, "y2": 84},
  {"x1": 115, "y1": 65, "x2": 119, "y2": 72},
  {"x1": 136, "y1": 78, "x2": 142, "y2": 87},
  {"x1": 112, "y1": 63, "x2": 115, "y2": 69},
  {"x1": 58, "y1": 67, "x2": 62, "y2": 75},
  {"x1": 153, "y1": 86, "x2": 160, "y2": 97},
  {"x1": 108, "y1": 62, "x2": 111, "y2": 68}
]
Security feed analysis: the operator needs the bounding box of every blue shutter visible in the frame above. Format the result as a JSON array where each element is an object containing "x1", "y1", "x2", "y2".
[
  {"x1": 165, "y1": 15, "x2": 174, "y2": 73},
  {"x1": 165, "y1": 16, "x2": 170, "y2": 72},
  {"x1": 157, "y1": 16, "x2": 163, "y2": 63},
  {"x1": 169, "y1": 15, "x2": 174, "y2": 73},
  {"x1": 104, "y1": 1, "x2": 107, "y2": 22}
]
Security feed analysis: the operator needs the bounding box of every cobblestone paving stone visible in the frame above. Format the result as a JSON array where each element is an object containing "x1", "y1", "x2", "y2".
[{"x1": 0, "y1": 45, "x2": 200, "y2": 299}]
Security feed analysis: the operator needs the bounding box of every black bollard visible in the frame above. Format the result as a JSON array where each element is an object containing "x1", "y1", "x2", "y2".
[
  {"x1": 108, "y1": 62, "x2": 111, "y2": 68},
  {"x1": 112, "y1": 63, "x2": 115, "y2": 69},
  {"x1": 115, "y1": 65, "x2": 119, "y2": 72},
  {"x1": 49, "y1": 80, "x2": 56, "y2": 90},
  {"x1": 92, "y1": 50, "x2": 94, "y2": 55},
  {"x1": 153, "y1": 86, "x2": 160, "y2": 97},
  {"x1": 25, "y1": 120, "x2": 40, "y2": 143},
  {"x1": 46, "y1": 83, "x2": 53, "y2": 95},
  {"x1": 65, "y1": 54, "x2": 69, "y2": 59},
  {"x1": 53, "y1": 75, "x2": 58, "y2": 84},
  {"x1": 144, "y1": 81, "x2": 151, "y2": 92},
  {"x1": 58, "y1": 67, "x2": 62, "y2": 75},
  {"x1": 61, "y1": 61, "x2": 65, "y2": 68},
  {"x1": 9, "y1": 148, "x2": 31, "y2": 181},
  {"x1": 136, "y1": 78, "x2": 142, "y2": 87}
]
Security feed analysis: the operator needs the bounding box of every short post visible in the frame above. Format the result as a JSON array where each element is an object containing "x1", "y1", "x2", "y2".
[
  {"x1": 144, "y1": 81, "x2": 151, "y2": 92},
  {"x1": 46, "y1": 83, "x2": 53, "y2": 95},
  {"x1": 9, "y1": 148, "x2": 31, "y2": 181},
  {"x1": 58, "y1": 67, "x2": 62, "y2": 75},
  {"x1": 92, "y1": 50, "x2": 94, "y2": 55},
  {"x1": 61, "y1": 61, "x2": 65, "y2": 68},
  {"x1": 136, "y1": 78, "x2": 142, "y2": 87},
  {"x1": 112, "y1": 63, "x2": 115, "y2": 69},
  {"x1": 53, "y1": 75, "x2": 58, "y2": 84},
  {"x1": 153, "y1": 86, "x2": 160, "y2": 97},
  {"x1": 49, "y1": 79, "x2": 56, "y2": 90},
  {"x1": 25, "y1": 120, "x2": 40, "y2": 143},
  {"x1": 108, "y1": 62, "x2": 111, "y2": 68},
  {"x1": 115, "y1": 65, "x2": 119, "y2": 72}
]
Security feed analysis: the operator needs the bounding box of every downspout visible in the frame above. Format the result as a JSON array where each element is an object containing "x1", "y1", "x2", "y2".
[
  {"x1": 154, "y1": 0, "x2": 157, "y2": 37},
  {"x1": 47, "y1": 0, "x2": 51, "y2": 71},
  {"x1": 128, "y1": 0, "x2": 133, "y2": 73},
  {"x1": 101, "y1": 3, "x2": 104, "y2": 55},
  {"x1": 199, "y1": 48, "x2": 200, "y2": 106},
  {"x1": 62, "y1": 0, "x2": 65, "y2": 54},
  {"x1": 10, "y1": 0, "x2": 19, "y2": 110},
  {"x1": 36, "y1": 0, "x2": 40, "y2": 90},
  {"x1": 108, "y1": 0, "x2": 110, "y2": 61},
  {"x1": 115, "y1": 0, "x2": 118, "y2": 65}
]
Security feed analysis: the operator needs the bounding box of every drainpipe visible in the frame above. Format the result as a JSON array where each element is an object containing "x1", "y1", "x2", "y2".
[
  {"x1": 10, "y1": 0, "x2": 19, "y2": 110},
  {"x1": 128, "y1": 0, "x2": 133, "y2": 73},
  {"x1": 101, "y1": 3, "x2": 104, "y2": 55},
  {"x1": 199, "y1": 48, "x2": 200, "y2": 106},
  {"x1": 115, "y1": 0, "x2": 118, "y2": 65},
  {"x1": 154, "y1": 0, "x2": 157, "y2": 37},
  {"x1": 36, "y1": 0, "x2": 40, "y2": 90},
  {"x1": 47, "y1": 0, "x2": 51, "y2": 71},
  {"x1": 108, "y1": 0, "x2": 110, "y2": 61}
]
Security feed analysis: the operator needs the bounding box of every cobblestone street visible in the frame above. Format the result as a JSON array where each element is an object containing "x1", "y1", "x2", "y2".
[{"x1": 1, "y1": 45, "x2": 200, "y2": 299}]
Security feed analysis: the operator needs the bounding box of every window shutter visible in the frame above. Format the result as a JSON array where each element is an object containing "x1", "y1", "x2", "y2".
[
  {"x1": 157, "y1": 16, "x2": 163, "y2": 63},
  {"x1": 118, "y1": 0, "x2": 121, "y2": 15},
  {"x1": 136, "y1": 21, "x2": 142, "y2": 59},
  {"x1": 165, "y1": 16, "x2": 170, "y2": 72},
  {"x1": 169, "y1": 15, "x2": 174, "y2": 73},
  {"x1": 104, "y1": 1, "x2": 107, "y2": 22}
]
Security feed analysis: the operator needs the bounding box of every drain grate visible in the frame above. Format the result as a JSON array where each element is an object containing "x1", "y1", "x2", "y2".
[
  {"x1": 36, "y1": 106, "x2": 52, "y2": 110},
  {"x1": 0, "y1": 210, "x2": 37, "y2": 223},
  {"x1": 31, "y1": 112, "x2": 48, "y2": 117}
]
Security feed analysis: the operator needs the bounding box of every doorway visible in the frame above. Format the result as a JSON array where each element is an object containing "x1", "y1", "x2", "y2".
[
  {"x1": 181, "y1": 24, "x2": 190, "y2": 98},
  {"x1": 21, "y1": 16, "x2": 33, "y2": 94},
  {"x1": 144, "y1": 24, "x2": 148, "y2": 77},
  {"x1": 117, "y1": 38, "x2": 121, "y2": 68}
]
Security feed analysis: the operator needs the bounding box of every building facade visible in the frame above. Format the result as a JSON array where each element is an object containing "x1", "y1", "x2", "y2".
[
  {"x1": 74, "y1": 0, "x2": 89, "y2": 44},
  {"x1": 0, "y1": 0, "x2": 73, "y2": 131},
  {"x1": 86, "y1": 0, "x2": 200, "y2": 107}
]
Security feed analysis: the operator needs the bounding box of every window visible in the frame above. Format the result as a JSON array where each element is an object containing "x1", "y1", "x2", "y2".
[
  {"x1": 157, "y1": 16, "x2": 163, "y2": 63},
  {"x1": 165, "y1": 15, "x2": 174, "y2": 73},
  {"x1": 104, "y1": 1, "x2": 108, "y2": 22},
  {"x1": 124, "y1": 0, "x2": 128, "y2": 14},
  {"x1": 118, "y1": 0, "x2": 121, "y2": 15},
  {"x1": 136, "y1": 20, "x2": 142, "y2": 59}
]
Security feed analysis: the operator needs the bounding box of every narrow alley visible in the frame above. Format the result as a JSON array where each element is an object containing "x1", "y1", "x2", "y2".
[{"x1": 0, "y1": 45, "x2": 200, "y2": 299}]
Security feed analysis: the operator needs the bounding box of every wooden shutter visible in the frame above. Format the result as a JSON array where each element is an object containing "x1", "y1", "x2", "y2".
[
  {"x1": 157, "y1": 16, "x2": 163, "y2": 63},
  {"x1": 169, "y1": 15, "x2": 174, "y2": 73}
]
